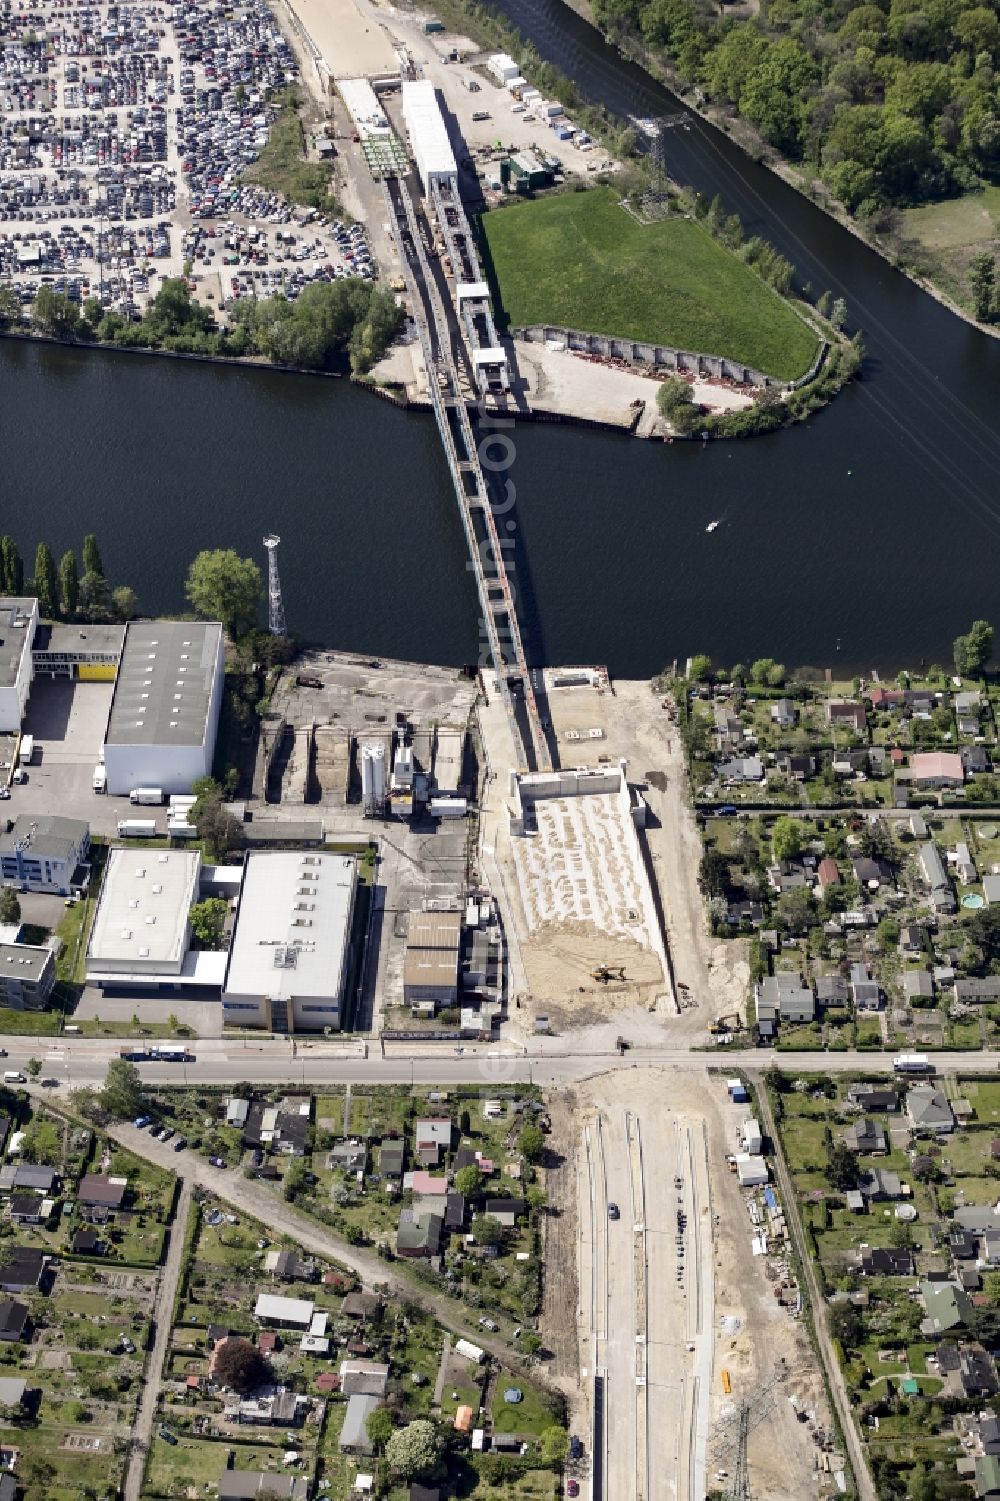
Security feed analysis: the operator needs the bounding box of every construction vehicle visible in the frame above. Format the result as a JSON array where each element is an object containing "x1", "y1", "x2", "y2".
[
  {"x1": 615, "y1": 1036, "x2": 629, "y2": 1055},
  {"x1": 709, "y1": 1013, "x2": 743, "y2": 1036},
  {"x1": 593, "y1": 965, "x2": 626, "y2": 984}
]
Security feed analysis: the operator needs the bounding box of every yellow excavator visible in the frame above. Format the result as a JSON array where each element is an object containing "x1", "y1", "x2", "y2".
[{"x1": 708, "y1": 1013, "x2": 743, "y2": 1035}]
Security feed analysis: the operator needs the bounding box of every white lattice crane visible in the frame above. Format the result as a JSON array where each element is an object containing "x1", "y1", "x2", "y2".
[{"x1": 263, "y1": 534, "x2": 286, "y2": 636}]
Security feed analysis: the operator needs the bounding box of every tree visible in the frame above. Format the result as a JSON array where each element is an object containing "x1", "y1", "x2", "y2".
[
  {"x1": 0, "y1": 889, "x2": 20, "y2": 925},
  {"x1": 25, "y1": 1058, "x2": 40, "y2": 1080},
  {"x1": 518, "y1": 1125, "x2": 545, "y2": 1163},
  {"x1": 750, "y1": 657, "x2": 785, "y2": 686},
  {"x1": 186, "y1": 549, "x2": 263, "y2": 641},
  {"x1": 656, "y1": 374, "x2": 698, "y2": 434},
  {"x1": 471, "y1": 1214, "x2": 504, "y2": 1246},
  {"x1": 520, "y1": 1331, "x2": 542, "y2": 1355},
  {"x1": 384, "y1": 1418, "x2": 444, "y2": 1480},
  {"x1": 111, "y1": 586, "x2": 139, "y2": 621},
  {"x1": 889, "y1": 1217, "x2": 913, "y2": 1250},
  {"x1": 59, "y1": 550, "x2": 79, "y2": 617},
  {"x1": 688, "y1": 653, "x2": 713, "y2": 682},
  {"x1": 192, "y1": 786, "x2": 243, "y2": 861},
  {"x1": 954, "y1": 619, "x2": 994, "y2": 676},
  {"x1": 0, "y1": 284, "x2": 20, "y2": 330},
  {"x1": 454, "y1": 1165, "x2": 483, "y2": 1198},
  {"x1": 970, "y1": 252, "x2": 997, "y2": 323},
  {"x1": 34, "y1": 543, "x2": 57, "y2": 618},
  {"x1": 0, "y1": 539, "x2": 22, "y2": 596},
  {"x1": 828, "y1": 1301, "x2": 861, "y2": 1348},
  {"x1": 188, "y1": 898, "x2": 229, "y2": 949},
  {"x1": 99, "y1": 1059, "x2": 144, "y2": 1120},
  {"x1": 826, "y1": 1138, "x2": 859, "y2": 1191},
  {"x1": 771, "y1": 816, "x2": 804, "y2": 863},
  {"x1": 366, "y1": 1405, "x2": 394, "y2": 1452},
  {"x1": 776, "y1": 886, "x2": 817, "y2": 934},
  {"x1": 79, "y1": 569, "x2": 109, "y2": 615},
  {"x1": 908, "y1": 1462, "x2": 936, "y2": 1501},
  {"x1": 32, "y1": 285, "x2": 82, "y2": 339},
  {"x1": 213, "y1": 1336, "x2": 270, "y2": 1394},
  {"x1": 539, "y1": 1425, "x2": 569, "y2": 1466},
  {"x1": 698, "y1": 848, "x2": 732, "y2": 898},
  {"x1": 82, "y1": 534, "x2": 104, "y2": 579}
]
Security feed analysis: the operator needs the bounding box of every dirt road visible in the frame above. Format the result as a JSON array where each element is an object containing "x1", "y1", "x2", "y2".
[
  {"x1": 122, "y1": 1177, "x2": 192, "y2": 1501},
  {"x1": 756, "y1": 1087, "x2": 875, "y2": 1501}
]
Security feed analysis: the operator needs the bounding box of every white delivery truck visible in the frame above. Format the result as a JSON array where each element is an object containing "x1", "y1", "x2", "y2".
[
  {"x1": 117, "y1": 819, "x2": 157, "y2": 838},
  {"x1": 130, "y1": 788, "x2": 164, "y2": 805},
  {"x1": 17, "y1": 735, "x2": 33, "y2": 765},
  {"x1": 93, "y1": 764, "x2": 107, "y2": 793}
]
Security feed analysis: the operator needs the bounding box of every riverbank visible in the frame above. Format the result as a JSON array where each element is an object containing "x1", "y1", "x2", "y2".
[{"x1": 552, "y1": 0, "x2": 1000, "y2": 345}]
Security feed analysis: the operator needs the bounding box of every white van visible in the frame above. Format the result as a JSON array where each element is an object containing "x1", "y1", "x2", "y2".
[{"x1": 3, "y1": 1072, "x2": 25, "y2": 1084}]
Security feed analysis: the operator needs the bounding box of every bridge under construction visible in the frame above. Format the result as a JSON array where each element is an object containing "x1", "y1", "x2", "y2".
[{"x1": 373, "y1": 80, "x2": 551, "y2": 773}]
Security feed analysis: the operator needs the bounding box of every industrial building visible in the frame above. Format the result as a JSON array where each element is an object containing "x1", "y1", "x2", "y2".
[
  {"x1": 0, "y1": 943, "x2": 55, "y2": 1010},
  {"x1": 31, "y1": 622, "x2": 124, "y2": 680},
  {"x1": 86, "y1": 847, "x2": 232, "y2": 993},
  {"x1": 0, "y1": 598, "x2": 38, "y2": 732},
  {"x1": 0, "y1": 815, "x2": 90, "y2": 895},
  {"x1": 222, "y1": 851, "x2": 358, "y2": 1033},
  {"x1": 102, "y1": 620, "x2": 225, "y2": 795},
  {"x1": 401, "y1": 79, "x2": 457, "y2": 195},
  {"x1": 403, "y1": 909, "x2": 461, "y2": 1014}
]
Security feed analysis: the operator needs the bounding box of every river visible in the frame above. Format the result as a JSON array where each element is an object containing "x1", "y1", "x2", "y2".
[{"x1": 4, "y1": 1, "x2": 1000, "y2": 677}]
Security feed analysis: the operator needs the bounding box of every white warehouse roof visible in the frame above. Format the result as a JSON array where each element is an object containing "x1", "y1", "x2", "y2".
[
  {"x1": 88, "y1": 848, "x2": 201, "y2": 971},
  {"x1": 224, "y1": 851, "x2": 356, "y2": 1002},
  {"x1": 254, "y1": 1293, "x2": 314, "y2": 1327},
  {"x1": 338, "y1": 77, "x2": 391, "y2": 139},
  {"x1": 402, "y1": 79, "x2": 456, "y2": 186}
]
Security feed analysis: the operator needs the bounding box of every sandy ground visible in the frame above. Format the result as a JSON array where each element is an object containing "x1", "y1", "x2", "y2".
[
  {"x1": 544, "y1": 1068, "x2": 830, "y2": 1501},
  {"x1": 513, "y1": 340, "x2": 754, "y2": 435},
  {"x1": 284, "y1": 0, "x2": 399, "y2": 77}
]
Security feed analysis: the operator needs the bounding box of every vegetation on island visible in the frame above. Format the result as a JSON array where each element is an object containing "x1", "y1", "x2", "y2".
[
  {"x1": 482, "y1": 185, "x2": 821, "y2": 381},
  {"x1": 591, "y1": 0, "x2": 1000, "y2": 319},
  {"x1": 0, "y1": 275, "x2": 403, "y2": 375}
]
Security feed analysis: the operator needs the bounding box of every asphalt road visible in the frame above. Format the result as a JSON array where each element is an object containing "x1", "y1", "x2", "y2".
[{"x1": 14, "y1": 1037, "x2": 995, "y2": 1093}]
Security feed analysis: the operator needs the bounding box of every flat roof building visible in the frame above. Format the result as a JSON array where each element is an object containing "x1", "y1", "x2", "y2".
[
  {"x1": 103, "y1": 620, "x2": 225, "y2": 795},
  {"x1": 87, "y1": 847, "x2": 201, "y2": 979},
  {"x1": 32, "y1": 622, "x2": 124, "y2": 681},
  {"x1": 223, "y1": 852, "x2": 357, "y2": 1033},
  {"x1": 0, "y1": 598, "x2": 38, "y2": 732},
  {"x1": 0, "y1": 943, "x2": 55, "y2": 1011},
  {"x1": 403, "y1": 910, "x2": 461, "y2": 1011},
  {"x1": 0, "y1": 814, "x2": 90, "y2": 895},
  {"x1": 401, "y1": 79, "x2": 456, "y2": 195}
]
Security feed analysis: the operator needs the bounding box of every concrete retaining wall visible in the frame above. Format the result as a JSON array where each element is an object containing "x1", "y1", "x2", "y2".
[{"x1": 514, "y1": 324, "x2": 827, "y2": 391}]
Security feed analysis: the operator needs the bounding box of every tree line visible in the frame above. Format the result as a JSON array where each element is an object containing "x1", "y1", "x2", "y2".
[
  {"x1": 0, "y1": 273, "x2": 404, "y2": 373},
  {"x1": 594, "y1": 0, "x2": 1000, "y2": 240},
  {"x1": 0, "y1": 532, "x2": 138, "y2": 624}
]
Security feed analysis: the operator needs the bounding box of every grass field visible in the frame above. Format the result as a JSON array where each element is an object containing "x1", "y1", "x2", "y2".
[
  {"x1": 480, "y1": 188, "x2": 820, "y2": 381},
  {"x1": 901, "y1": 187, "x2": 1000, "y2": 250}
]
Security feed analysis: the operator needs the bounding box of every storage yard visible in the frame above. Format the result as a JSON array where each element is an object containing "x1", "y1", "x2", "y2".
[{"x1": 0, "y1": 0, "x2": 373, "y2": 317}]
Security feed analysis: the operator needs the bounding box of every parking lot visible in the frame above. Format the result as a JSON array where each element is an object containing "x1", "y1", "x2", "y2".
[
  {"x1": 12, "y1": 676, "x2": 144, "y2": 838},
  {"x1": 0, "y1": 0, "x2": 376, "y2": 321}
]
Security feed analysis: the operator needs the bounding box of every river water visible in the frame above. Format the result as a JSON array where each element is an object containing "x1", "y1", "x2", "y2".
[{"x1": 4, "y1": 0, "x2": 1000, "y2": 676}]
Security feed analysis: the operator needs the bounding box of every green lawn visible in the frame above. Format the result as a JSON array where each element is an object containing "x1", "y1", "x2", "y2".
[
  {"x1": 480, "y1": 187, "x2": 821, "y2": 381},
  {"x1": 900, "y1": 186, "x2": 1000, "y2": 250}
]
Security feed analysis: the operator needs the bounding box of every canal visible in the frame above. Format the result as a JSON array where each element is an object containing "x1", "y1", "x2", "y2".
[{"x1": 4, "y1": 0, "x2": 1000, "y2": 677}]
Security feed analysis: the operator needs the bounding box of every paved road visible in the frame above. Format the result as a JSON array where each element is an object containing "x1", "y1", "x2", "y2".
[
  {"x1": 15, "y1": 1038, "x2": 1000, "y2": 1093},
  {"x1": 756, "y1": 1086, "x2": 875, "y2": 1501},
  {"x1": 122, "y1": 1177, "x2": 193, "y2": 1501}
]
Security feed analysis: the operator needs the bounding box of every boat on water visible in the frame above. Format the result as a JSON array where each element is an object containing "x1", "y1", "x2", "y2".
[{"x1": 705, "y1": 520, "x2": 720, "y2": 533}]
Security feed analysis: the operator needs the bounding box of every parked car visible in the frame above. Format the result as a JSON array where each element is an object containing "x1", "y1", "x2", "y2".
[
  {"x1": 173, "y1": 1136, "x2": 187, "y2": 1152},
  {"x1": 134, "y1": 1115, "x2": 153, "y2": 1129},
  {"x1": 567, "y1": 1483, "x2": 579, "y2": 1498},
  {"x1": 608, "y1": 1202, "x2": 620, "y2": 1220},
  {"x1": 478, "y1": 1317, "x2": 499, "y2": 1332},
  {"x1": 208, "y1": 1155, "x2": 226, "y2": 1168}
]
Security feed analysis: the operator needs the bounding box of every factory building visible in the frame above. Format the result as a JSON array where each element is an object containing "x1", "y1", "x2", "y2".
[
  {"x1": 0, "y1": 815, "x2": 90, "y2": 895},
  {"x1": 32, "y1": 622, "x2": 124, "y2": 681},
  {"x1": 102, "y1": 621, "x2": 225, "y2": 795},
  {"x1": 401, "y1": 79, "x2": 457, "y2": 196},
  {"x1": 222, "y1": 852, "x2": 357, "y2": 1033},
  {"x1": 403, "y1": 909, "x2": 461, "y2": 1014},
  {"x1": 0, "y1": 599, "x2": 38, "y2": 732},
  {"x1": 86, "y1": 847, "x2": 208, "y2": 988}
]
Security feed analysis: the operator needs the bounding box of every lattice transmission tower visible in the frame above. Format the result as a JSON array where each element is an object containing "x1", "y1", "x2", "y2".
[
  {"x1": 264, "y1": 534, "x2": 286, "y2": 636},
  {"x1": 710, "y1": 1361, "x2": 788, "y2": 1501}
]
